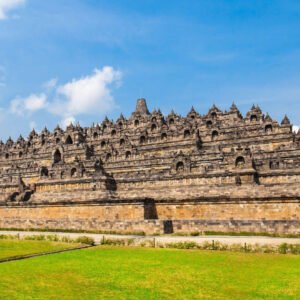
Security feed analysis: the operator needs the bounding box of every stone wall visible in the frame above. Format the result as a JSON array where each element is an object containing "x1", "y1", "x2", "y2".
[{"x1": 1, "y1": 199, "x2": 299, "y2": 234}]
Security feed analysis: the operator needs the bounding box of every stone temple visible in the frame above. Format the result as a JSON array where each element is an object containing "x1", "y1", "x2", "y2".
[{"x1": 0, "y1": 98, "x2": 299, "y2": 234}]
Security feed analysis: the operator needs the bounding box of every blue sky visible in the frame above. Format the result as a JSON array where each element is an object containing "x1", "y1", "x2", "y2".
[{"x1": 0, "y1": 0, "x2": 300, "y2": 139}]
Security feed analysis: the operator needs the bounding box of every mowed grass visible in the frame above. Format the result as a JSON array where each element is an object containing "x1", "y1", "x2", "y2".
[
  {"x1": 0, "y1": 246, "x2": 299, "y2": 300},
  {"x1": 0, "y1": 239, "x2": 81, "y2": 260}
]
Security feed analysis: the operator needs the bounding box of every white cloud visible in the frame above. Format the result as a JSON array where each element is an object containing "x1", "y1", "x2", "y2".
[
  {"x1": 43, "y1": 78, "x2": 58, "y2": 90},
  {"x1": 0, "y1": 0, "x2": 25, "y2": 20},
  {"x1": 293, "y1": 125, "x2": 299, "y2": 133},
  {"x1": 53, "y1": 66, "x2": 121, "y2": 117},
  {"x1": 61, "y1": 116, "x2": 76, "y2": 128},
  {"x1": 10, "y1": 93, "x2": 48, "y2": 115},
  {"x1": 9, "y1": 66, "x2": 122, "y2": 127},
  {"x1": 46, "y1": 66, "x2": 121, "y2": 126}
]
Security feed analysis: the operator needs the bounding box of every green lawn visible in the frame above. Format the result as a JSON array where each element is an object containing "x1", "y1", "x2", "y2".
[
  {"x1": 0, "y1": 245, "x2": 299, "y2": 299},
  {"x1": 0, "y1": 239, "x2": 80, "y2": 260}
]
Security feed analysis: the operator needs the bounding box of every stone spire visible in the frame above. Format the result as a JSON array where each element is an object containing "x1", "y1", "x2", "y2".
[
  {"x1": 17, "y1": 135, "x2": 24, "y2": 143},
  {"x1": 29, "y1": 129, "x2": 37, "y2": 137},
  {"x1": 41, "y1": 126, "x2": 50, "y2": 135},
  {"x1": 6, "y1": 136, "x2": 13, "y2": 146},
  {"x1": 265, "y1": 113, "x2": 272, "y2": 122},
  {"x1": 281, "y1": 115, "x2": 290, "y2": 125},
  {"x1": 135, "y1": 98, "x2": 150, "y2": 115},
  {"x1": 230, "y1": 102, "x2": 238, "y2": 111},
  {"x1": 189, "y1": 106, "x2": 196, "y2": 114},
  {"x1": 55, "y1": 124, "x2": 62, "y2": 132}
]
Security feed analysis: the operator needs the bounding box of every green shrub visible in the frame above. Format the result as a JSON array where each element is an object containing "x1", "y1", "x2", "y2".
[
  {"x1": 61, "y1": 236, "x2": 73, "y2": 243},
  {"x1": 101, "y1": 237, "x2": 136, "y2": 247},
  {"x1": 75, "y1": 236, "x2": 95, "y2": 246},
  {"x1": 279, "y1": 243, "x2": 300, "y2": 254},
  {"x1": 289, "y1": 244, "x2": 300, "y2": 254},
  {"x1": 165, "y1": 242, "x2": 199, "y2": 249},
  {"x1": 139, "y1": 239, "x2": 155, "y2": 248},
  {"x1": 46, "y1": 235, "x2": 60, "y2": 242},
  {"x1": 170, "y1": 232, "x2": 188, "y2": 236},
  {"x1": 203, "y1": 231, "x2": 300, "y2": 238},
  {"x1": 279, "y1": 243, "x2": 288, "y2": 254},
  {"x1": 0, "y1": 234, "x2": 19, "y2": 240},
  {"x1": 0, "y1": 227, "x2": 146, "y2": 236},
  {"x1": 190, "y1": 231, "x2": 200, "y2": 236},
  {"x1": 102, "y1": 238, "x2": 126, "y2": 246},
  {"x1": 24, "y1": 235, "x2": 46, "y2": 241}
]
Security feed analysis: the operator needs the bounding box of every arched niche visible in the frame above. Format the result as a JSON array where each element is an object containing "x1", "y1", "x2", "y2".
[
  {"x1": 120, "y1": 138, "x2": 125, "y2": 146},
  {"x1": 265, "y1": 124, "x2": 273, "y2": 134},
  {"x1": 53, "y1": 149, "x2": 62, "y2": 164},
  {"x1": 269, "y1": 161, "x2": 279, "y2": 169},
  {"x1": 71, "y1": 168, "x2": 77, "y2": 177},
  {"x1": 184, "y1": 129, "x2": 190, "y2": 138},
  {"x1": 151, "y1": 123, "x2": 157, "y2": 132},
  {"x1": 211, "y1": 112, "x2": 217, "y2": 119},
  {"x1": 235, "y1": 156, "x2": 245, "y2": 168},
  {"x1": 211, "y1": 130, "x2": 219, "y2": 141},
  {"x1": 250, "y1": 114, "x2": 258, "y2": 122},
  {"x1": 140, "y1": 135, "x2": 146, "y2": 144},
  {"x1": 161, "y1": 133, "x2": 167, "y2": 140},
  {"x1": 65, "y1": 135, "x2": 73, "y2": 145},
  {"x1": 94, "y1": 159, "x2": 102, "y2": 172},
  {"x1": 125, "y1": 151, "x2": 131, "y2": 159},
  {"x1": 206, "y1": 120, "x2": 212, "y2": 128},
  {"x1": 106, "y1": 153, "x2": 112, "y2": 161},
  {"x1": 40, "y1": 166, "x2": 49, "y2": 177},
  {"x1": 176, "y1": 161, "x2": 184, "y2": 174}
]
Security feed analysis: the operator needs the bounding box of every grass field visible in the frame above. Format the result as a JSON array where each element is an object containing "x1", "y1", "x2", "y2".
[
  {"x1": 0, "y1": 243, "x2": 299, "y2": 300},
  {"x1": 0, "y1": 239, "x2": 81, "y2": 260}
]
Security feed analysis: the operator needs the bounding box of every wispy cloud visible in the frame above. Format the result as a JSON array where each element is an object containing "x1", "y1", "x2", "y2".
[
  {"x1": 10, "y1": 93, "x2": 48, "y2": 115},
  {"x1": 60, "y1": 116, "x2": 75, "y2": 129},
  {"x1": 0, "y1": 0, "x2": 25, "y2": 20},
  {"x1": 50, "y1": 66, "x2": 121, "y2": 126},
  {"x1": 9, "y1": 66, "x2": 122, "y2": 127},
  {"x1": 43, "y1": 78, "x2": 57, "y2": 90}
]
